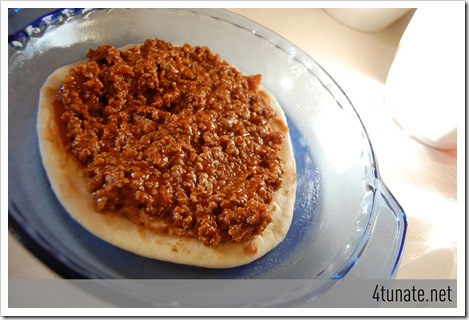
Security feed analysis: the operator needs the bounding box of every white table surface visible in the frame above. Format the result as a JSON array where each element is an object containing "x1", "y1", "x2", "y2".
[{"x1": 8, "y1": 8, "x2": 459, "y2": 280}]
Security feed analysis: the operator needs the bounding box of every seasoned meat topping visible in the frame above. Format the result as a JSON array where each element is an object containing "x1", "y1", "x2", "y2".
[{"x1": 56, "y1": 38, "x2": 285, "y2": 247}]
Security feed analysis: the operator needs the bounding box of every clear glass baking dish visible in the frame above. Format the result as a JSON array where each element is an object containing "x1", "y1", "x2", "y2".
[{"x1": 8, "y1": 8, "x2": 407, "y2": 306}]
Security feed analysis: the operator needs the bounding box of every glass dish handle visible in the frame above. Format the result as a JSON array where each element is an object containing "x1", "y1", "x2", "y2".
[{"x1": 348, "y1": 179, "x2": 408, "y2": 279}]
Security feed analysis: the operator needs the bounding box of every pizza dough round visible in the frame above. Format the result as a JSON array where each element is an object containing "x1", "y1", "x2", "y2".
[{"x1": 37, "y1": 44, "x2": 296, "y2": 268}]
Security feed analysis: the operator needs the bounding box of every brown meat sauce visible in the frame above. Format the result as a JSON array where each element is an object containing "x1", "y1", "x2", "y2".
[{"x1": 56, "y1": 38, "x2": 285, "y2": 247}]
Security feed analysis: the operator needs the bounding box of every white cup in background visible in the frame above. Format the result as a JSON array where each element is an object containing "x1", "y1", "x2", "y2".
[{"x1": 384, "y1": 6, "x2": 462, "y2": 150}]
